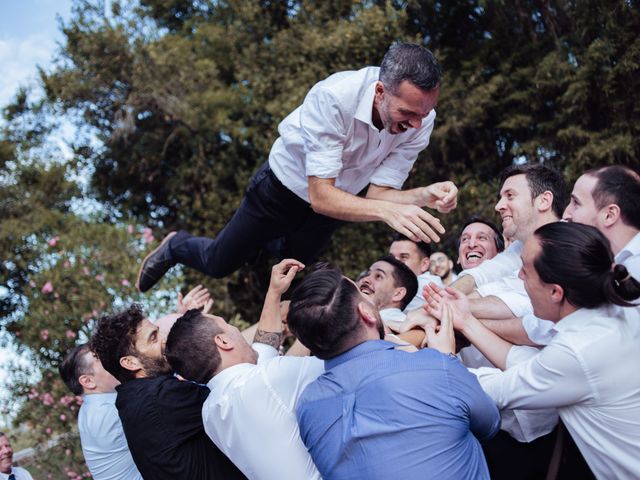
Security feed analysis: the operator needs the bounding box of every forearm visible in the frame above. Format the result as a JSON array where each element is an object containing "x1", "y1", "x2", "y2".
[
  {"x1": 449, "y1": 274, "x2": 477, "y2": 295},
  {"x1": 481, "y1": 318, "x2": 538, "y2": 346},
  {"x1": 366, "y1": 184, "x2": 426, "y2": 206},
  {"x1": 308, "y1": 178, "x2": 393, "y2": 222},
  {"x1": 469, "y1": 296, "x2": 516, "y2": 320},
  {"x1": 254, "y1": 291, "x2": 283, "y2": 349},
  {"x1": 461, "y1": 316, "x2": 514, "y2": 370}
]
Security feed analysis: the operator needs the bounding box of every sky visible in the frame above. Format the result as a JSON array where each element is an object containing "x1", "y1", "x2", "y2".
[
  {"x1": 0, "y1": 0, "x2": 73, "y2": 108},
  {"x1": 0, "y1": 0, "x2": 74, "y2": 421}
]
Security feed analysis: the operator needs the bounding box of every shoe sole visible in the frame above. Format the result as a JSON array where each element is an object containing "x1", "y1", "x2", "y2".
[{"x1": 135, "y1": 231, "x2": 177, "y2": 292}]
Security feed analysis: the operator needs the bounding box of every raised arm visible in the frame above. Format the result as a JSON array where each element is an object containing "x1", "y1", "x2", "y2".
[
  {"x1": 254, "y1": 259, "x2": 304, "y2": 350},
  {"x1": 424, "y1": 284, "x2": 514, "y2": 370}
]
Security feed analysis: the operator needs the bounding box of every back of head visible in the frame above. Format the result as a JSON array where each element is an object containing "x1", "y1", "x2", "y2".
[
  {"x1": 288, "y1": 264, "x2": 362, "y2": 360},
  {"x1": 533, "y1": 222, "x2": 640, "y2": 308},
  {"x1": 380, "y1": 42, "x2": 441, "y2": 94},
  {"x1": 458, "y1": 216, "x2": 505, "y2": 253},
  {"x1": 376, "y1": 254, "x2": 418, "y2": 310},
  {"x1": 90, "y1": 304, "x2": 144, "y2": 384},
  {"x1": 587, "y1": 165, "x2": 640, "y2": 230},
  {"x1": 500, "y1": 163, "x2": 566, "y2": 218},
  {"x1": 391, "y1": 233, "x2": 431, "y2": 258},
  {"x1": 59, "y1": 343, "x2": 92, "y2": 396},
  {"x1": 164, "y1": 309, "x2": 224, "y2": 385}
]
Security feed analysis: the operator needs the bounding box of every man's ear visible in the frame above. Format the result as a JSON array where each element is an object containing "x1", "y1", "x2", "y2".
[
  {"x1": 356, "y1": 301, "x2": 378, "y2": 327},
  {"x1": 602, "y1": 203, "x2": 621, "y2": 227},
  {"x1": 534, "y1": 191, "x2": 554, "y2": 213},
  {"x1": 420, "y1": 257, "x2": 430, "y2": 274},
  {"x1": 213, "y1": 333, "x2": 234, "y2": 352},
  {"x1": 391, "y1": 287, "x2": 407, "y2": 305},
  {"x1": 550, "y1": 284, "x2": 565, "y2": 304},
  {"x1": 78, "y1": 373, "x2": 96, "y2": 392},
  {"x1": 120, "y1": 355, "x2": 142, "y2": 373},
  {"x1": 374, "y1": 81, "x2": 386, "y2": 103}
]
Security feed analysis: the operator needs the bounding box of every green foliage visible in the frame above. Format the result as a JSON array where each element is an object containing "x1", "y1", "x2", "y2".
[{"x1": 1, "y1": 0, "x2": 640, "y2": 470}]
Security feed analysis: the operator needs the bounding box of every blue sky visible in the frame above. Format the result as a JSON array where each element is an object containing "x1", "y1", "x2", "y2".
[
  {"x1": 0, "y1": 0, "x2": 73, "y2": 107},
  {"x1": 0, "y1": 0, "x2": 73, "y2": 417}
]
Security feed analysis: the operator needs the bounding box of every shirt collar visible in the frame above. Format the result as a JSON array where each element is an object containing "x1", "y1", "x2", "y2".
[
  {"x1": 0, "y1": 469, "x2": 16, "y2": 479},
  {"x1": 81, "y1": 391, "x2": 117, "y2": 404},
  {"x1": 353, "y1": 81, "x2": 378, "y2": 128},
  {"x1": 553, "y1": 305, "x2": 620, "y2": 333},
  {"x1": 325, "y1": 340, "x2": 395, "y2": 370},
  {"x1": 207, "y1": 363, "x2": 255, "y2": 391},
  {"x1": 615, "y1": 232, "x2": 640, "y2": 263}
]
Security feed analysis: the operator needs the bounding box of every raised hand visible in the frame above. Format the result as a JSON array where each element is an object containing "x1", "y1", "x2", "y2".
[
  {"x1": 424, "y1": 283, "x2": 473, "y2": 331},
  {"x1": 177, "y1": 284, "x2": 211, "y2": 314},
  {"x1": 424, "y1": 303, "x2": 456, "y2": 355},
  {"x1": 422, "y1": 181, "x2": 458, "y2": 213},
  {"x1": 268, "y1": 259, "x2": 305, "y2": 296}
]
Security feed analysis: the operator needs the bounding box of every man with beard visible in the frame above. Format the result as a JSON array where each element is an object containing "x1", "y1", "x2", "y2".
[
  {"x1": 90, "y1": 305, "x2": 245, "y2": 480},
  {"x1": 356, "y1": 254, "x2": 418, "y2": 323},
  {"x1": 136, "y1": 42, "x2": 458, "y2": 293},
  {"x1": 288, "y1": 264, "x2": 500, "y2": 480},
  {"x1": 429, "y1": 251, "x2": 458, "y2": 286}
]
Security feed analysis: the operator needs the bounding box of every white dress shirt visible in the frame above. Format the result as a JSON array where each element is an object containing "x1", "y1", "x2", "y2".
[
  {"x1": 615, "y1": 231, "x2": 640, "y2": 283},
  {"x1": 203, "y1": 343, "x2": 324, "y2": 480},
  {"x1": 380, "y1": 307, "x2": 406, "y2": 323},
  {"x1": 78, "y1": 392, "x2": 142, "y2": 480},
  {"x1": 268, "y1": 67, "x2": 435, "y2": 202},
  {"x1": 474, "y1": 305, "x2": 640, "y2": 479},
  {"x1": 459, "y1": 241, "x2": 523, "y2": 288},
  {"x1": 404, "y1": 271, "x2": 443, "y2": 312},
  {"x1": 476, "y1": 277, "x2": 533, "y2": 317},
  {"x1": 0, "y1": 467, "x2": 33, "y2": 480}
]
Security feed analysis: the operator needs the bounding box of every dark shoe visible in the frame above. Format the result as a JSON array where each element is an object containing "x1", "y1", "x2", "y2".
[{"x1": 136, "y1": 232, "x2": 177, "y2": 292}]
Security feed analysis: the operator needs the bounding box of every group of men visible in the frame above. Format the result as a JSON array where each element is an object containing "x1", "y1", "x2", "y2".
[{"x1": 50, "y1": 39, "x2": 640, "y2": 480}]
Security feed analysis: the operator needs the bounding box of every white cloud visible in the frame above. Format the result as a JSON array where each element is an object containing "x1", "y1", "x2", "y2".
[{"x1": 0, "y1": 31, "x2": 59, "y2": 107}]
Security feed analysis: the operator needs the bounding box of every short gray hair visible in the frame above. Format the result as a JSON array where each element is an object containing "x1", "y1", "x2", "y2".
[{"x1": 379, "y1": 42, "x2": 441, "y2": 94}]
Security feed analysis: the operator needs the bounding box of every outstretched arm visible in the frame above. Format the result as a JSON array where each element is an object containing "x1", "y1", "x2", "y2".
[
  {"x1": 424, "y1": 283, "x2": 514, "y2": 370},
  {"x1": 308, "y1": 176, "x2": 456, "y2": 243},
  {"x1": 254, "y1": 259, "x2": 304, "y2": 350}
]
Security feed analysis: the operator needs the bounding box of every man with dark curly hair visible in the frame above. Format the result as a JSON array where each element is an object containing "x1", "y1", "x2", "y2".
[{"x1": 90, "y1": 304, "x2": 245, "y2": 480}]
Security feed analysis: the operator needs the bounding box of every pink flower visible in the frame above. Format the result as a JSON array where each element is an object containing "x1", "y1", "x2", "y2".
[
  {"x1": 40, "y1": 329, "x2": 49, "y2": 340},
  {"x1": 121, "y1": 279, "x2": 131, "y2": 287},
  {"x1": 63, "y1": 260, "x2": 71, "y2": 268},
  {"x1": 95, "y1": 274, "x2": 104, "y2": 282},
  {"x1": 29, "y1": 280, "x2": 36, "y2": 288},
  {"x1": 142, "y1": 227, "x2": 154, "y2": 243},
  {"x1": 42, "y1": 393, "x2": 54, "y2": 406},
  {"x1": 41, "y1": 281, "x2": 54, "y2": 294},
  {"x1": 65, "y1": 330, "x2": 77, "y2": 339},
  {"x1": 60, "y1": 414, "x2": 67, "y2": 422},
  {"x1": 47, "y1": 236, "x2": 59, "y2": 247},
  {"x1": 127, "y1": 224, "x2": 135, "y2": 234},
  {"x1": 82, "y1": 267, "x2": 90, "y2": 275},
  {"x1": 65, "y1": 448, "x2": 71, "y2": 456}
]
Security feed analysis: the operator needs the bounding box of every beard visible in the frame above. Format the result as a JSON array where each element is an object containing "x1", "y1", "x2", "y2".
[{"x1": 139, "y1": 354, "x2": 172, "y2": 377}]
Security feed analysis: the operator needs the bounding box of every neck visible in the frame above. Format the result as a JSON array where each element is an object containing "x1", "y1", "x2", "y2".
[
  {"x1": 558, "y1": 301, "x2": 579, "y2": 322},
  {"x1": 518, "y1": 213, "x2": 559, "y2": 242},
  {"x1": 606, "y1": 225, "x2": 638, "y2": 256}
]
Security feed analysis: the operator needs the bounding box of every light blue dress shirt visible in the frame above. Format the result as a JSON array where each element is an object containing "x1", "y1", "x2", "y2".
[
  {"x1": 296, "y1": 340, "x2": 500, "y2": 480},
  {"x1": 78, "y1": 392, "x2": 142, "y2": 480}
]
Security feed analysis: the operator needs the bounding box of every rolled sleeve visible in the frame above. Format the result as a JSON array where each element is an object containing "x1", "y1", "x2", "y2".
[{"x1": 299, "y1": 88, "x2": 347, "y2": 179}]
